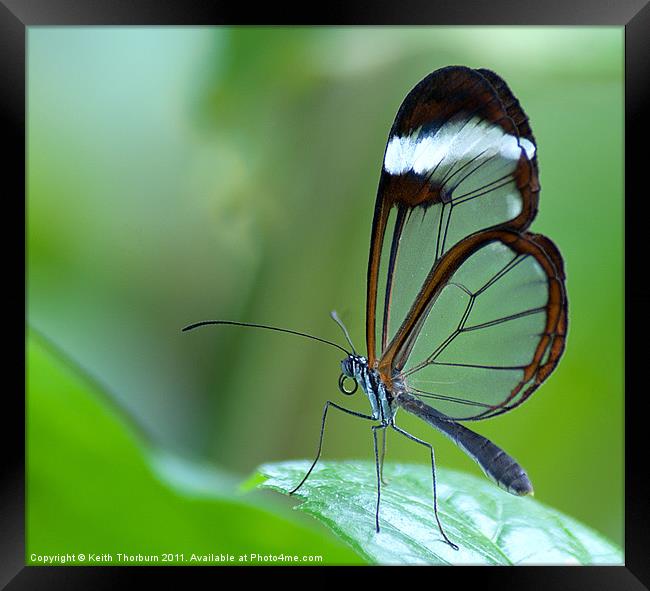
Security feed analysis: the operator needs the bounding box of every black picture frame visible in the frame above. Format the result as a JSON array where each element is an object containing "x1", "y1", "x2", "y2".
[{"x1": 5, "y1": 1, "x2": 647, "y2": 587}]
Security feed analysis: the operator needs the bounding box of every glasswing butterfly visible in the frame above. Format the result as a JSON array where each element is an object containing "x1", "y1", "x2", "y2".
[{"x1": 184, "y1": 65, "x2": 568, "y2": 550}]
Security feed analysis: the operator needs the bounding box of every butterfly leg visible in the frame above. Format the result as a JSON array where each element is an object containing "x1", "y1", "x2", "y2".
[
  {"x1": 289, "y1": 401, "x2": 376, "y2": 495},
  {"x1": 372, "y1": 424, "x2": 387, "y2": 533},
  {"x1": 379, "y1": 428, "x2": 389, "y2": 485},
  {"x1": 391, "y1": 423, "x2": 459, "y2": 550}
]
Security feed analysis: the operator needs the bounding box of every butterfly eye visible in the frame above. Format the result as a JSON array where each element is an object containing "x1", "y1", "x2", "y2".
[{"x1": 338, "y1": 373, "x2": 358, "y2": 396}]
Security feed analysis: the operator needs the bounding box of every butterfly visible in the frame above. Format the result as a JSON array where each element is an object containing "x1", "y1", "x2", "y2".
[{"x1": 184, "y1": 65, "x2": 568, "y2": 550}]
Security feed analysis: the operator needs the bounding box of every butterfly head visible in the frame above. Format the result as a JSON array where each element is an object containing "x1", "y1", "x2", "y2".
[{"x1": 339, "y1": 354, "x2": 367, "y2": 396}]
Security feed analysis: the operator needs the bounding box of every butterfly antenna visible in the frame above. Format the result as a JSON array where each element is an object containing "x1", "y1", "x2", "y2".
[
  {"x1": 330, "y1": 310, "x2": 357, "y2": 355},
  {"x1": 182, "y1": 320, "x2": 350, "y2": 356}
]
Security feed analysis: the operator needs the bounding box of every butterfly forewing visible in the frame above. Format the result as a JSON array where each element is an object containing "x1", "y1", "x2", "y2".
[{"x1": 367, "y1": 66, "x2": 540, "y2": 365}]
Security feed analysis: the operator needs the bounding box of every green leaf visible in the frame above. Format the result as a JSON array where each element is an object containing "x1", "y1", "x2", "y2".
[
  {"x1": 27, "y1": 331, "x2": 364, "y2": 565},
  {"x1": 256, "y1": 460, "x2": 623, "y2": 566}
]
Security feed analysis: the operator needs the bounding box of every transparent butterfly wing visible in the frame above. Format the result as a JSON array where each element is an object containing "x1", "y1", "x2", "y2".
[
  {"x1": 367, "y1": 66, "x2": 540, "y2": 365},
  {"x1": 367, "y1": 66, "x2": 567, "y2": 420},
  {"x1": 397, "y1": 230, "x2": 567, "y2": 420}
]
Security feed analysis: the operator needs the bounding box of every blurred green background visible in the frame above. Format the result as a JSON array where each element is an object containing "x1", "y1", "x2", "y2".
[{"x1": 27, "y1": 27, "x2": 623, "y2": 559}]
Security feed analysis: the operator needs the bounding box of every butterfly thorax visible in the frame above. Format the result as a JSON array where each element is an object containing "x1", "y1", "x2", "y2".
[{"x1": 341, "y1": 354, "x2": 397, "y2": 425}]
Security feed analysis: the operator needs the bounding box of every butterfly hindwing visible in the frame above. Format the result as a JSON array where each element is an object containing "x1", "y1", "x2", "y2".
[{"x1": 387, "y1": 229, "x2": 567, "y2": 420}]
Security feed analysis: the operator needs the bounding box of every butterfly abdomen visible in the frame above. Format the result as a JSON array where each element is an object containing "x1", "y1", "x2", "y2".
[
  {"x1": 452, "y1": 426, "x2": 534, "y2": 496},
  {"x1": 396, "y1": 391, "x2": 533, "y2": 496}
]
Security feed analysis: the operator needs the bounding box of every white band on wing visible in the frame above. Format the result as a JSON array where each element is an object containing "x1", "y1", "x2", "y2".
[{"x1": 384, "y1": 117, "x2": 536, "y2": 176}]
